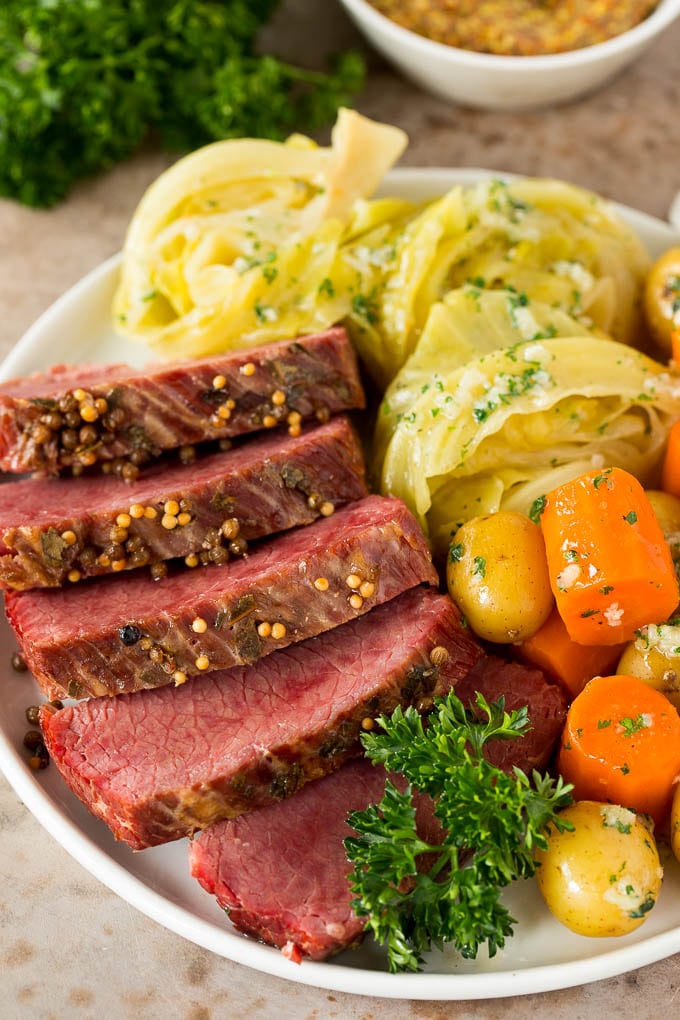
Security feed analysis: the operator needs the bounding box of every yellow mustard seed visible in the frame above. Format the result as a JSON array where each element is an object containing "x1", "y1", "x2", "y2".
[
  {"x1": 185, "y1": 553, "x2": 199, "y2": 568},
  {"x1": 257, "y1": 621, "x2": 272, "y2": 638},
  {"x1": 262, "y1": 414, "x2": 277, "y2": 429},
  {"x1": 349, "y1": 593, "x2": 364, "y2": 610},
  {"x1": 61, "y1": 530, "x2": 77, "y2": 546},
  {"x1": 116, "y1": 512, "x2": 132, "y2": 529},
  {"x1": 192, "y1": 617, "x2": 208, "y2": 634},
  {"x1": 240, "y1": 361, "x2": 256, "y2": 376},
  {"x1": 195, "y1": 654, "x2": 210, "y2": 671},
  {"x1": 97, "y1": 554, "x2": 111, "y2": 567},
  {"x1": 79, "y1": 450, "x2": 97, "y2": 467},
  {"x1": 161, "y1": 514, "x2": 178, "y2": 530},
  {"x1": 94, "y1": 397, "x2": 108, "y2": 414},
  {"x1": 271, "y1": 622, "x2": 287, "y2": 640},
  {"x1": 288, "y1": 424, "x2": 302, "y2": 438},
  {"x1": 319, "y1": 501, "x2": 335, "y2": 517},
  {"x1": 173, "y1": 670, "x2": 188, "y2": 686},
  {"x1": 271, "y1": 389, "x2": 286, "y2": 406},
  {"x1": 359, "y1": 581, "x2": 376, "y2": 599},
  {"x1": 217, "y1": 404, "x2": 232, "y2": 420},
  {"x1": 129, "y1": 503, "x2": 145, "y2": 519},
  {"x1": 287, "y1": 411, "x2": 302, "y2": 426},
  {"x1": 430, "y1": 646, "x2": 449, "y2": 667},
  {"x1": 72, "y1": 388, "x2": 87, "y2": 403},
  {"x1": 79, "y1": 404, "x2": 99, "y2": 423},
  {"x1": 225, "y1": 398, "x2": 236, "y2": 410},
  {"x1": 221, "y1": 518, "x2": 240, "y2": 539},
  {"x1": 111, "y1": 559, "x2": 127, "y2": 572},
  {"x1": 314, "y1": 577, "x2": 329, "y2": 592},
  {"x1": 164, "y1": 499, "x2": 180, "y2": 516},
  {"x1": 67, "y1": 569, "x2": 81, "y2": 583},
  {"x1": 361, "y1": 717, "x2": 375, "y2": 731},
  {"x1": 212, "y1": 374, "x2": 226, "y2": 390},
  {"x1": 144, "y1": 506, "x2": 158, "y2": 520},
  {"x1": 345, "y1": 573, "x2": 362, "y2": 590},
  {"x1": 177, "y1": 512, "x2": 192, "y2": 527}
]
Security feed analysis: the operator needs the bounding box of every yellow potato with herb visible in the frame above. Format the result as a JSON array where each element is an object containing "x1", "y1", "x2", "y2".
[
  {"x1": 671, "y1": 784, "x2": 680, "y2": 865},
  {"x1": 646, "y1": 489, "x2": 680, "y2": 563},
  {"x1": 644, "y1": 247, "x2": 680, "y2": 353},
  {"x1": 446, "y1": 511, "x2": 553, "y2": 643},
  {"x1": 536, "y1": 801, "x2": 663, "y2": 938},
  {"x1": 617, "y1": 621, "x2": 680, "y2": 701}
]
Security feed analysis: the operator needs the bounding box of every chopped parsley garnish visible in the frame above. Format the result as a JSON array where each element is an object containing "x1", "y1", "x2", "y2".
[
  {"x1": 619, "y1": 714, "x2": 650, "y2": 737},
  {"x1": 449, "y1": 543, "x2": 464, "y2": 563},
  {"x1": 351, "y1": 292, "x2": 379, "y2": 325},
  {"x1": 529, "y1": 495, "x2": 547, "y2": 524}
]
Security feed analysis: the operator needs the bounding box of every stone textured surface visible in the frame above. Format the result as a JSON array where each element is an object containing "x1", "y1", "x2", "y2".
[{"x1": 1, "y1": 1, "x2": 680, "y2": 1016}]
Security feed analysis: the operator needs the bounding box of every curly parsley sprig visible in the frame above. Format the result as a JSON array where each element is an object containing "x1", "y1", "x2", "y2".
[
  {"x1": 0, "y1": 1, "x2": 364, "y2": 207},
  {"x1": 344, "y1": 691, "x2": 573, "y2": 973}
]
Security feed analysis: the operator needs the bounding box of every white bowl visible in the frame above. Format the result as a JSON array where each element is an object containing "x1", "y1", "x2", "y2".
[{"x1": 338, "y1": 0, "x2": 680, "y2": 110}]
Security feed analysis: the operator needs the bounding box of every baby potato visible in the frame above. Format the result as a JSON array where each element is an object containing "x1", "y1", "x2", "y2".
[
  {"x1": 671, "y1": 783, "x2": 680, "y2": 865},
  {"x1": 646, "y1": 489, "x2": 680, "y2": 562},
  {"x1": 644, "y1": 247, "x2": 680, "y2": 354},
  {"x1": 446, "y1": 511, "x2": 553, "y2": 643},
  {"x1": 617, "y1": 622, "x2": 680, "y2": 696},
  {"x1": 536, "y1": 801, "x2": 663, "y2": 938}
]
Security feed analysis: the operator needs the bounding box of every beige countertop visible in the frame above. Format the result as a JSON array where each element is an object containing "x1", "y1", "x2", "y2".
[{"x1": 1, "y1": 3, "x2": 680, "y2": 1017}]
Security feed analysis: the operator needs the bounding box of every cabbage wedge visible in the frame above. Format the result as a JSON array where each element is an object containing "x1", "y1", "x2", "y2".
[
  {"x1": 112, "y1": 109, "x2": 408, "y2": 358},
  {"x1": 381, "y1": 336, "x2": 680, "y2": 557}
]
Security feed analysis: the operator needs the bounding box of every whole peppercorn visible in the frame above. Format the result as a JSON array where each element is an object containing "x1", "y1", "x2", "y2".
[
  {"x1": 11, "y1": 652, "x2": 28, "y2": 672},
  {"x1": 25, "y1": 705, "x2": 40, "y2": 725},
  {"x1": 119, "y1": 624, "x2": 143, "y2": 646}
]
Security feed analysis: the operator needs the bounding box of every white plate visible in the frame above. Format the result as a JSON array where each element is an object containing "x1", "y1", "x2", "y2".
[{"x1": 1, "y1": 169, "x2": 680, "y2": 1001}]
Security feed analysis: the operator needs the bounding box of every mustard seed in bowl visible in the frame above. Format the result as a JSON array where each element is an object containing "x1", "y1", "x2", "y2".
[{"x1": 369, "y1": 0, "x2": 658, "y2": 55}]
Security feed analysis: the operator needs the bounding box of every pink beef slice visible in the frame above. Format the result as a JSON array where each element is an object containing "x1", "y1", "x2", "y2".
[
  {"x1": 0, "y1": 327, "x2": 364, "y2": 475},
  {"x1": 0, "y1": 417, "x2": 367, "y2": 590},
  {"x1": 189, "y1": 760, "x2": 389, "y2": 961},
  {"x1": 6, "y1": 495, "x2": 438, "y2": 699},
  {"x1": 38, "y1": 586, "x2": 484, "y2": 849},
  {"x1": 453, "y1": 656, "x2": 567, "y2": 772},
  {"x1": 188, "y1": 665, "x2": 567, "y2": 962}
]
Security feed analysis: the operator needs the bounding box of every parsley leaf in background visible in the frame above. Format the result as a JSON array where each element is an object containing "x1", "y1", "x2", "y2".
[{"x1": 0, "y1": 0, "x2": 365, "y2": 207}]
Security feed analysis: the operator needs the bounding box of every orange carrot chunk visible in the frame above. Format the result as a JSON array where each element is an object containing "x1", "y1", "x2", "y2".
[
  {"x1": 541, "y1": 466, "x2": 679, "y2": 645},
  {"x1": 557, "y1": 673, "x2": 680, "y2": 827},
  {"x1": 516, "y1": 606, "x2": 625, "y2": 701},
  {"x1": 662, "y1": 419, "x2": 680, "y2": 500},
  {"x1": 671, "y1": 327, "x2": 680, "y2": 369}
]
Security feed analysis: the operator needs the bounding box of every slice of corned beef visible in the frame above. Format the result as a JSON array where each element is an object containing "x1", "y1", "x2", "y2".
[
  {"x1": 0, "y1": 327, "x2": 364, "y2": 476},
  {"x1": 0, "y1": 417, "x2": 367, "y2": 590},
  {"x1": 189, "y1": 760, "x2": 389, "y2": 961},
  {"x1": 189, "y1": 663, "x2": 568, "y2": 962},
  {"x1": 7, "y1": 495, "x2": 437, "y2": 699},
  {"x1": 453, "y1": 656, "x2": 567, "y2": 772},
  {"x1": 39, "y1": 586, "x2": 484, "y2": 849}
]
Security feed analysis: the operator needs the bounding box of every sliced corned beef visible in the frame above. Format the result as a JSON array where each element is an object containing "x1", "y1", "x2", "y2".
[
  {"x1": 0, "y1": 327, "x2": 364, "y2": 476},
  {"x1": 7, "y1": 495, "x2": 437, "y2": 699},
  {"x1": 453, "y1": 656, "x2": 567, "y2": 772},
  {"x1": 189, "y1": 660, "x2": 568, "y2": 961},
  {"x1": 0, "y1": 417, "x2": 367, "y2": 590},
  {"x1": 189, "y1": 759, "x2": 387, "y2": 961},
  {"x1": 39, "y1": 586, "x2": 483, "y2": 849}
]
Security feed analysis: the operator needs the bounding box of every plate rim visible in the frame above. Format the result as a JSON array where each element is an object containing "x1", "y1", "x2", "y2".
[{"x1": 2, "y1": 166, "x2": 680, "y2": 1001}]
